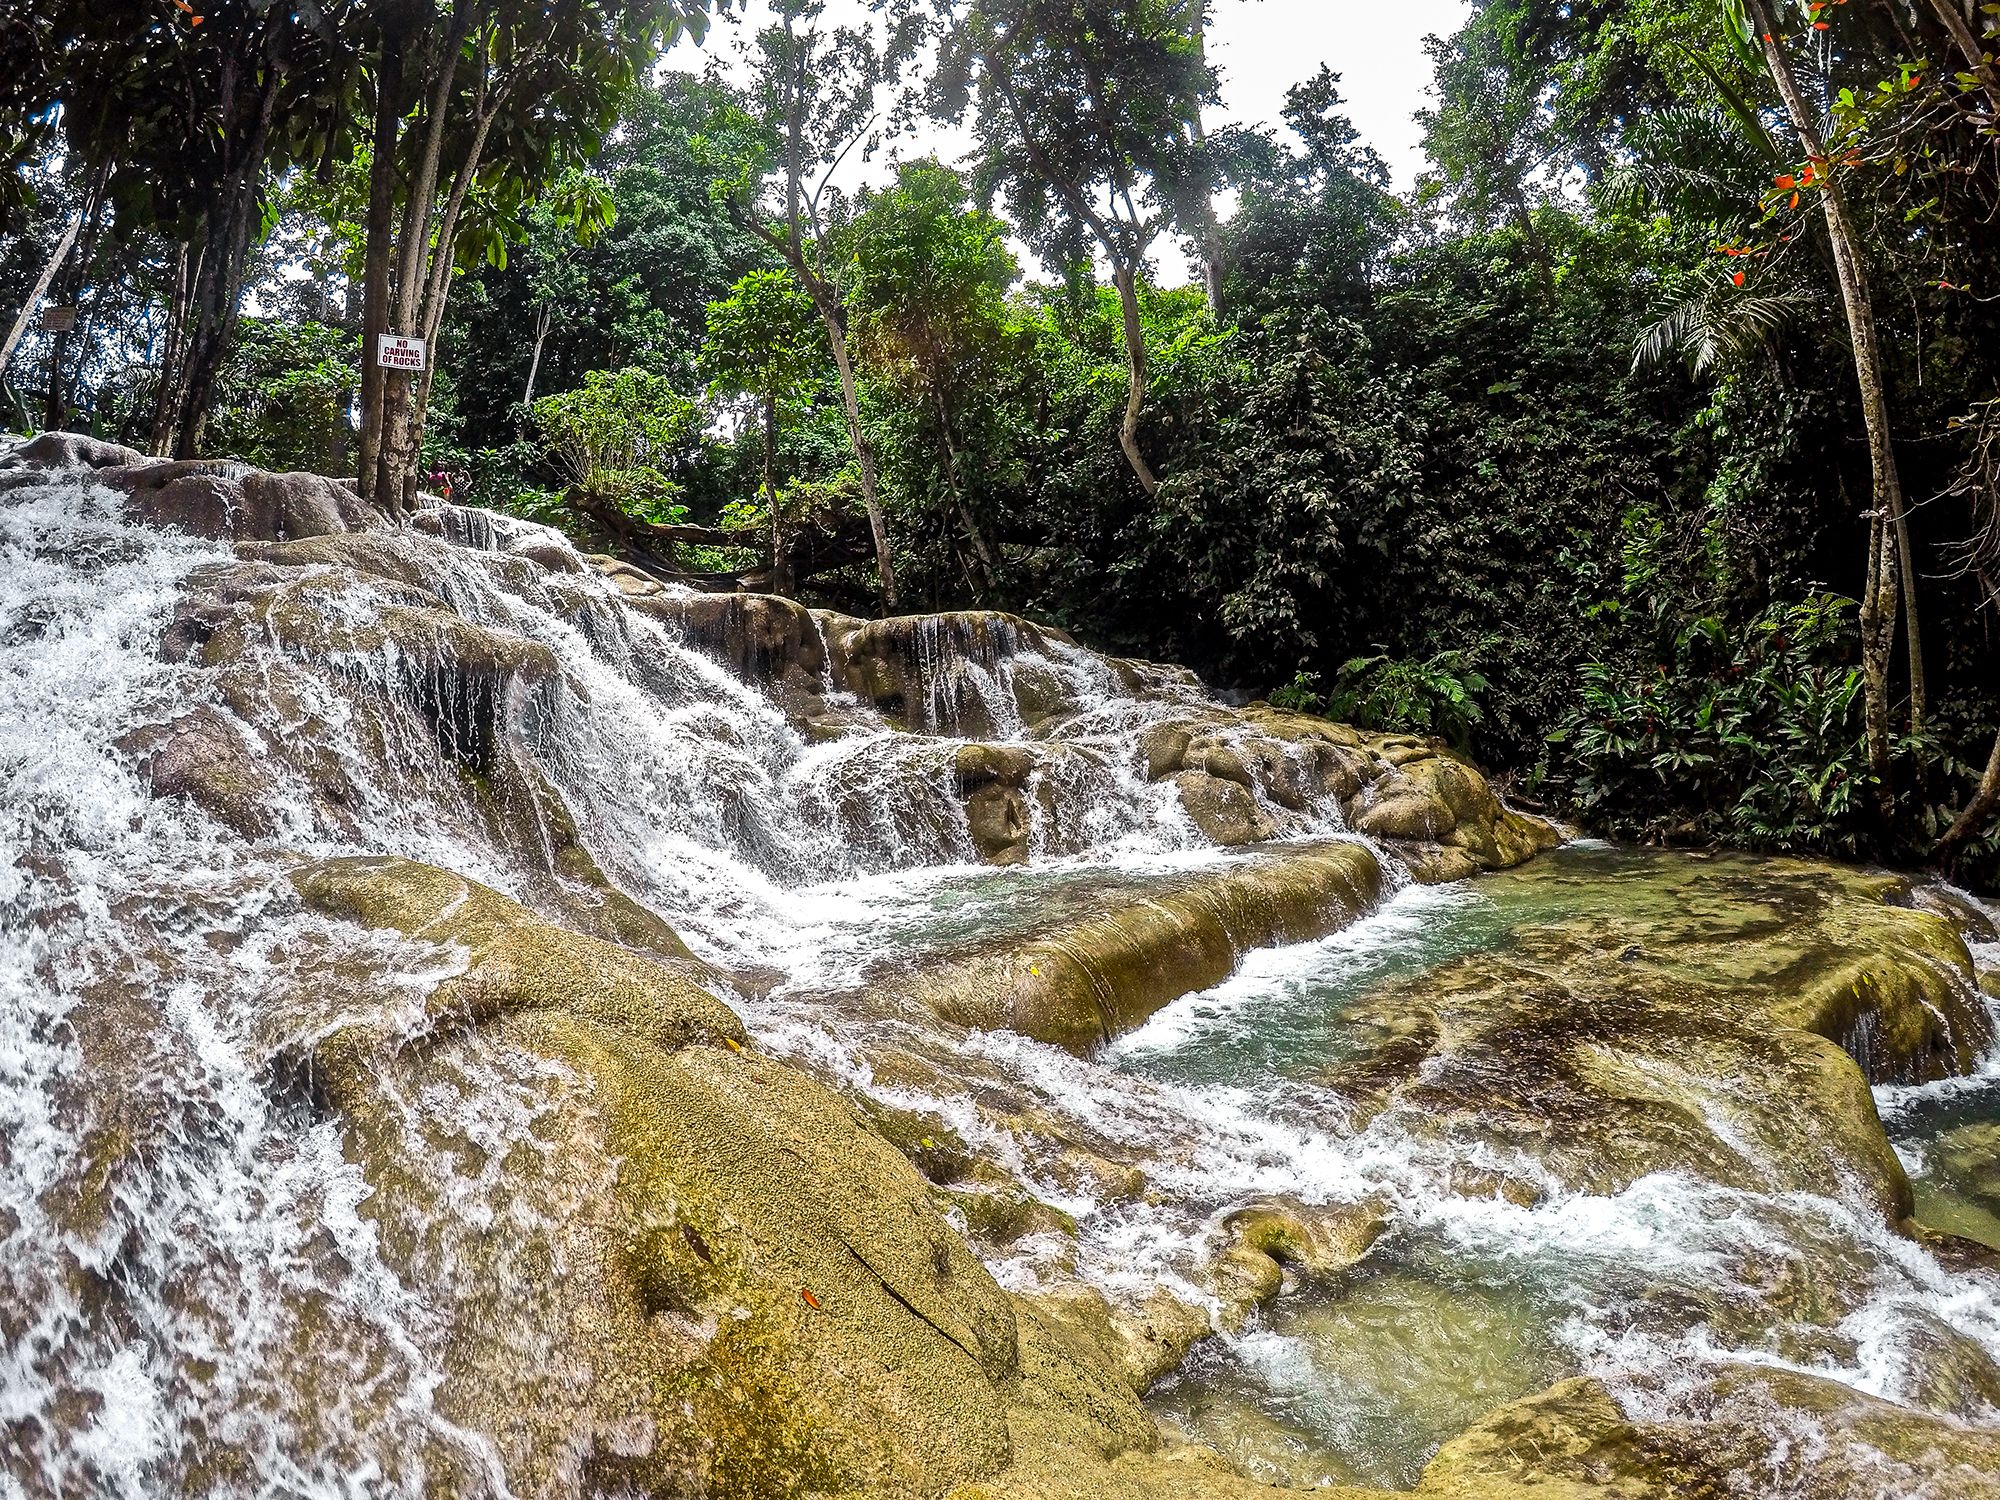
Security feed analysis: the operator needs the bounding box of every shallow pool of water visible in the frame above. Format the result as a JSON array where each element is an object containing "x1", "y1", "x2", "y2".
[{"x1": 1104, "y1": 845, "x2": 2000, "y2": 1488}]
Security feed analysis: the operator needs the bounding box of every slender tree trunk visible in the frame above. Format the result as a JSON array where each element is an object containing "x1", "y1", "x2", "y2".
[
  {"x1": 818, "y1": 295, "x2": 899, "y2": 609},
  {"x1": 392, "y1": 99, "x2": 499, "y2": 511},
  {"x1": 1189, "y1": 0, "x2": 1225, "y2": 315},
  {"x1": 1507, "y1": 186, "x2": 1557, "y2": 301},
  {"x1": 44, "y1": 164, "x2": 113, "y2": 432},
  {"x1": 763, "y1": 393, "x2": 789, "y2": 596},
  {"x1": 148, "y1": 245, "x2": 196, "y2": 455},
  {"x1": 1937, "y1": 726, "x2": 2000, "y2": 867},
  {"x1": 375, "y1": 12, "x2": 470, "y2": 508},
  {"x1": 170, "y1": 67, "x2": 284, "y2": 459},
  {"x1": 1749, "y1": 0, "x2": 1923, "y2": 779},
  {"x1": 1858, "y1": 499, "x2": 1899, "y2": 819},
  {"x1": 0, "y1": 207, "x2": 84, "y2": 382},
  {"x1": 1922, "y1": 0, "x2": 2000, "y2": 116},
  {"x1": 358, "y1": 32, "x2": 405, "y2": 504},
  {"x1": 521, "y1": 305, "x2": 551, "y2": 409},
  {"x1": 934, "y1": 386, "x2": 994, "y2": 597},
  {"x1": 330, "y1": 273, "x2": 360, "y2": 476},
  {"x1": 1111, "y1": 263, "x2": 1160, "y2": 497}
]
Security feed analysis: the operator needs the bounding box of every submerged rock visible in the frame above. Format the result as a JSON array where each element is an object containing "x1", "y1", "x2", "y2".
[{"x1": 1409, "y1": 1367, "x2": 2000, "y2": 1500}]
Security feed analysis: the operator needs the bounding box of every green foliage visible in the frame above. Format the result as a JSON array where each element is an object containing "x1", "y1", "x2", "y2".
[
  {"x1": 1327, "y1": 652, "x2": 1492, "y2": 752},
  {"x1": 1550, "y1": 596, "x2": 1872, "y2": 854},
  {"x1": 18, "y1": 1, "x2": 2000, "y2": 878},
  {"x1": 529, "y1": 366, "x2": 702, "y2": 523},
  {"x1": 699, "y1": 269, "x2": 825, "y2": 413},
  {"x1": 939, "y1": 0, "x2": 1215, "y2": 269},
  {"x1": 205, "y1": 319, "x2": 356, "y2": 474},
  {"x1": 846, "y1": 161, "x2": 1018, "y2": 407}
]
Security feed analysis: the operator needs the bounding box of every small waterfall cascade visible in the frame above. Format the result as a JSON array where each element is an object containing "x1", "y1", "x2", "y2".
[{"x1": 5, "y1": 449, "x2": 2000, "y2": 1500}]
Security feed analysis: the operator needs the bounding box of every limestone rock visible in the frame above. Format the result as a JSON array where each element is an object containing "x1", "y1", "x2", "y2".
[
  {"x1": 1222, "y1": 1198, "x2": 1388, "y2": 1283},
  {"x1": 119, "y1": 704, "x2": 278, "y2": 838},
  {"x1": 1322, "y1": 851, "x2": 1993, "y2": 1224},
  {"x1": 289, "y1": 856, "x2": 1175, "y2": 1500},
  {"x1": 1026, "y1": 1284, "x2": 1213, "y2": 1394},
  {"x1": 885, "y1": 841, "x2": 1386, "y2": 1052},
  {"x1": 634, "y1": 590, "x2": 831, "y2": 715},
  {"x1": 1171, "y1": 769, "x2": 1277, "y2": 846}
]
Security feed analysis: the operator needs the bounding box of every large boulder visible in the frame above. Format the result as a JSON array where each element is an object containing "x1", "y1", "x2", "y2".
[
  {"x1": 1171, "y1": 769, "x2": 1277, "y2": 846},
  {"x1": 286, "y1": 857, "x2": 1172, "y2": 1499},
  {"x1": 632, "y1": 590, "x2": 832, "y2": 716},
  {"x1": 0, "y1": 432, "x2": 386, "y2": 540},
  {"x1": 819, "y1": 609, "x2": 1057, "y2": 737}
]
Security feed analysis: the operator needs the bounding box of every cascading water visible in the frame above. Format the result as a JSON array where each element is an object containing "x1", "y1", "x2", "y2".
[{"x1": 6, "y1": 454, "x2": 2000, "y2": 1499}]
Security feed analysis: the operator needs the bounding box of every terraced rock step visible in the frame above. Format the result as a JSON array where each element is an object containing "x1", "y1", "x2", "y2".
[{"x1": 872, "y1": 842, "x2": 1389, "y2": 1051}]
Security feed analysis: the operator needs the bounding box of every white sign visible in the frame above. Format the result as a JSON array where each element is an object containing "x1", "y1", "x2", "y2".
[
  {"x1": 376, "y1": 334, "x2": 426, "y2": 371},
  {"x1": 39, "y1": 305, "x2": 76, "y2": 333}
]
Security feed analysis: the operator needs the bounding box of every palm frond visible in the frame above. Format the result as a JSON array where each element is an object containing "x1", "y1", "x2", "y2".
[{"x1": 1634, "y1": 281, "x2": 1809, "y2": 377}]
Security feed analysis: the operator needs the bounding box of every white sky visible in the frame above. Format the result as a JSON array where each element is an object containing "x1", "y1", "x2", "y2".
[{"x1": 667, "y1": 0, "x2": 1470, "y2": 283}]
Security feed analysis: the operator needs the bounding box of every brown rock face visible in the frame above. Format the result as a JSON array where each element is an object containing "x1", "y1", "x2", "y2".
[
  {"x1": 634, "y1": 590, "x2": 831, "y2": 715},
  {"x1": 1, "y1": 435, "x2": 389, "y2": 541}
]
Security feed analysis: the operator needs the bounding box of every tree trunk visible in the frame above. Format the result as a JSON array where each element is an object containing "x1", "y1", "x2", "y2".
[
  {"x1": 375, "y1": 7, "x2": 471, "y2": 508},
  {"x1": 0, "y1": 206, "x2": 84, "y2": 381},
  {"x1": 818, "y1": 295, "x2": 899, "y2": 609},
  {"x1": 1858, "y1": 498, "x2": 1899, "y2": 820},
  {"x1": 44, "y1": 163, "x2": 114, "y2": 432},
  {"x1": 1111, "y1": 263, "x2": 1160, "y2": 497},
  {"x1": 1749, "y1": 0, "x2": 1922, "y2": 774},
  {"x1": 330, "y1": 273, "x2": 360, "y2": 477},
  {"x1": 392, "y1": 98, "x2": 500, "y2": 512},
  {"x1": 521, "y1": 306, "x2": 551, "y2": 409},
  {"x1": 169, "y1": 64, "x2": 284, "y2": 459},
  {"x1": 763, "y1": 393, "x2": 789, "y2": 596},
  {"x1": 1189, "y1": 0, "x2": 1224, "y2": 316},
  {"x1": 357, "y1": 31, "x2": 405, "y2": 505},
  {"x1": 1507, "y1": 185, "x2": 1557, "y2": 301},
  {"x1": 1923, "y1": 0, "x2": 2000, "y2": 116},
  {"x1": 148, "y1": 245, "x2": 196, "y2": 456},
  {"x1": 934, "y1": 385, "x2": 994, "y2": 598},
  {"x1": 1936, "y1": 726, "x2": 2000, "y2": 868}
]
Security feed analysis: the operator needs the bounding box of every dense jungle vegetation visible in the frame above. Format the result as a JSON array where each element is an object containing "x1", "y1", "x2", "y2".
[{"x1": 3, "y1": 0, "x2": 1999, "y2": 882}]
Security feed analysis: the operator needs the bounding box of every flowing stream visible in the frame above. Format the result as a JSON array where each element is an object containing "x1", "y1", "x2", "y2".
[{"x1": 4, "y1": 461, "x2": 1999, "y2": 1498}]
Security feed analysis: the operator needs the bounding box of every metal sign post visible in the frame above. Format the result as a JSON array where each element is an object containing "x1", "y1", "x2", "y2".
[{"x1": 38, "y1": 306, "x2": 77, "y2": 333}]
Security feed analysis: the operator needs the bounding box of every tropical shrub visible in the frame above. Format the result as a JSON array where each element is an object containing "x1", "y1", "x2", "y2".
[{"x1": 1548, "y1": 595, "x2": 1872, "y2": 854}]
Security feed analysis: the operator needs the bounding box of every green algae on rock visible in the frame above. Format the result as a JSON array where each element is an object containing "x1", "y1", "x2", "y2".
[
  {"x1": 878, "y1": 841, "x2": 1387, "y2": 1052},
  {"x1": 285, "y1": 855, "x2": 1194, "y2": 1499},
  {"x1": 1317, "y1": 851, "x2": 1992, "y2": 1223}
]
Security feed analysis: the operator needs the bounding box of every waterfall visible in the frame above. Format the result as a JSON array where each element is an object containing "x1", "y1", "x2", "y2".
[{"x1": 5, "y1": 460, "x2": 1999, "y2": 1499}]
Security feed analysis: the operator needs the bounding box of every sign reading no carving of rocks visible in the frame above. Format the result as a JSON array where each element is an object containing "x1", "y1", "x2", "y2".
[{"x1": 376, "y1": 334, "x2": 426, "y2": 371}]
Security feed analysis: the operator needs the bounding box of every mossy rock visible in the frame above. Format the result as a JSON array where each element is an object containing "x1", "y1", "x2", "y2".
[
  {"x1": 285, "y1": 856, "x2": 1177, "y2": 1498},
  {"x1": 1324, "y1": 851, "x2": 1993, "y2": 1225},
  {"x1": 886, "y1": 841, "x2": 1386, "y2": 1052}
]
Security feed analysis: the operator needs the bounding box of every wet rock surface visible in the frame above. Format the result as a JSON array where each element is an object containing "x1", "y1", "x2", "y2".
[
  {"x1": 5, "y1": 440, "x2": 1999, "y2": 1500},
  {"x1": 1322, "y1": 852, "x2": 1989, "y2": 1220},
  {"x1": 875, "y1": 841, "x2": 1387, "y2": 1052}
]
